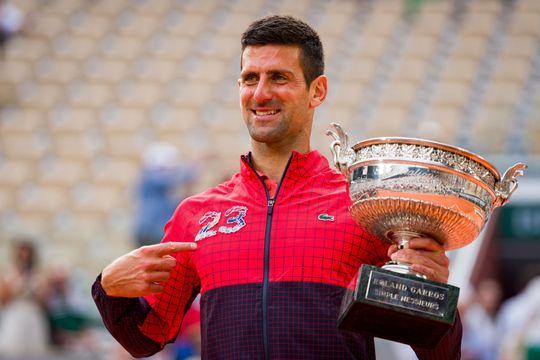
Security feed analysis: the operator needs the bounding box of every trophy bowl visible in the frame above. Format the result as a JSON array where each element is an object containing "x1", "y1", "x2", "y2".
[
  {"x1": 327, "y1": 123, "x2": 527, "y2": 347},
  {"x1": 327, "y1": 123, "x2": 526, "y2": 276}
]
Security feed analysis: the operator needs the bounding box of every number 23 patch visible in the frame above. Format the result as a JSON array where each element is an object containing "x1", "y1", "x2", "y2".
[{"x1": 195, "y1": 206, "x2": 248, "y2": 241}]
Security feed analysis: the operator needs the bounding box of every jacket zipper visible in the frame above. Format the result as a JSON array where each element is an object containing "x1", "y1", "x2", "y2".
[
  {"x1": 262, "y1": 197, "x2": 274, "y2": 360},
  {"x1": 245, "y1": 154, "x2": 293, "y2": 360}
]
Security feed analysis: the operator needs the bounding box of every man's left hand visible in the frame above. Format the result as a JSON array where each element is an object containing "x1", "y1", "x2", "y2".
[{"x1": 387, "y1": 237, "x2": 450, "y2": 283}]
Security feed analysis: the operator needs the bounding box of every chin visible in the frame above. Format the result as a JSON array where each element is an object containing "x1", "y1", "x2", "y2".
[{"x1": 248, "y1": 130, "x2": 284, "y2": 145}]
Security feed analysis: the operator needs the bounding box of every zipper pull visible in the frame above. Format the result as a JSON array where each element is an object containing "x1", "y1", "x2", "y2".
[{"x1": 267, "y1": 199, "x2": 275, "y2": 215}]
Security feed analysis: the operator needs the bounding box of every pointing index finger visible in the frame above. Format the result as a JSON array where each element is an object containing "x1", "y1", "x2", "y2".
[{"x1": 152, "y1": 241, "x2": 197, "y2": 256}]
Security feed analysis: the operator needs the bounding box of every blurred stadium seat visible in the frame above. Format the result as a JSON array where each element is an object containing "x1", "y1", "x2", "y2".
[{"x1": 0, "y1": 0, "x2": 538, "y2": 279}]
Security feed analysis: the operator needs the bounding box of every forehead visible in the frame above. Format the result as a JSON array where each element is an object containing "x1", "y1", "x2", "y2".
[{"x1": 241, "y1": 44, "x2": 302, "y2": 73}]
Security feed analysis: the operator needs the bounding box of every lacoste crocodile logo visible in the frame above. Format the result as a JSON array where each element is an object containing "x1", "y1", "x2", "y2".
[{"x1": 318, "y1": 213, "x2": 335, "y2": 222}]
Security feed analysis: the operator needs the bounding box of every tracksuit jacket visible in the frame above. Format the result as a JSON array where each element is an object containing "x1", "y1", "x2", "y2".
[{"x1": 92, "y1": 150, "x2": 462, "y2": 359}]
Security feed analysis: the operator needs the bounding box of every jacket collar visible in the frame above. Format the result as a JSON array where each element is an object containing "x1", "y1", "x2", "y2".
[{"x1": 240, "y1": 150, "x2": 332, "y2": 184}]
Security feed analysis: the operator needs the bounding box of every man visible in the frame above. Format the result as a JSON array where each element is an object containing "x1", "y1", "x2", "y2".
[{"x1": 92, "y1": 15, "x2": 461, "y2": 359}]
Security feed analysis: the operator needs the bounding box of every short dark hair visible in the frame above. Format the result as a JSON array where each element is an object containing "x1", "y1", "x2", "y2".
[{"x1": 241, "y1": 15, "x2": 324, "y2": 86}]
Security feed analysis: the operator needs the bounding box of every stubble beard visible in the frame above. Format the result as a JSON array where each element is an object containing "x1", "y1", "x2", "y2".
[{"x1": 247, "y1": 119, "x2": 289, "y2": 146}]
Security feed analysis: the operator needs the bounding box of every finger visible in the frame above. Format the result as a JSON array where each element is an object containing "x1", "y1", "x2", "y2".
[
  {"x1": 147, "y1": 282, "x2": 165, "y2": 294},
  {"x1": 393, "y1": 249, "x2": 449, "y2": 282},
  {"x1": 144, "y1": 271, "x2": 172, "y2": 284},
  {"x1": 406, "y1": 237, "x2": 445, "y2": 252},
  {"x1": 145, "y1": 242, "x2": 197, "y2": 257},
  {"x1": 145, "y1": 255, "x2": 177, "y2": 272},
  {"x1": 392, "y1": 248, "x2": 449, "y2": 269},
  {"x1": 411, "y1": 263, "x2": 449, "y2": 283},
  {"x1": 160, "y1": 255, "x2": 178, "y2": 270},
  {"x1": 387, "y1": 244, "x2": 398, "y2": 258}
]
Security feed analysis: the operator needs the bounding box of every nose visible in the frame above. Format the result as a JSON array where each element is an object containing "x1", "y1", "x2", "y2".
[{"x1": 252, "y1": 77, "x2": 272, "y2": 103}]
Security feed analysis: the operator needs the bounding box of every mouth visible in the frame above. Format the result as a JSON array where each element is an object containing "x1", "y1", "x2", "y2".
[{"x1": 252, "y1": 109, "x2": 280, "y2": 117}]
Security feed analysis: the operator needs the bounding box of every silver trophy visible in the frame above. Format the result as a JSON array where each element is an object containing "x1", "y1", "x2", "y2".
[{"x1": 327, "y1": 123, "x2": 526, "y2": 347}]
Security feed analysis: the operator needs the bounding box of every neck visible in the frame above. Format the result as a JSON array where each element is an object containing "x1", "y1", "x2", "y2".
[{"x1": 250, "y1": 142, "x2": 310, "y2": 182}]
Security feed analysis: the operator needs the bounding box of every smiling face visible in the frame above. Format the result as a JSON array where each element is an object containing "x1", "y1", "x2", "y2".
[{"x1": 238, "y1": 44, "x2": 327, "y2": 152}]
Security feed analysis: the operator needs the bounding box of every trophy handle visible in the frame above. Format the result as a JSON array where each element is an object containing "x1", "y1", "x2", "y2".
[
  {"x1": 494, "y1": 163, "x2": 527, "y2": 207},
  {"x1": 326, "y1": 123, "x2": 356, "y2": 175}
]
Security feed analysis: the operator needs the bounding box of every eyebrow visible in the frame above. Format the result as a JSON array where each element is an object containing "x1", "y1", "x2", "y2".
[{"x1": 240, "y1": 69, "x2": 294, "y2": 78}]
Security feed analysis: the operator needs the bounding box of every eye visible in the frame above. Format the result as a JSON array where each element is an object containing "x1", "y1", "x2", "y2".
[
  {"x1": 241, "y1": 74, "x2": 258, "y2": 86},
  {"x1": 271, "y1": 73, "x2": 288, "y2": 83}
]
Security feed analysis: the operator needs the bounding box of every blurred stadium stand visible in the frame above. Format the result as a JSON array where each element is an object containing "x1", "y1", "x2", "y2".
[{"x1": 0, "y1": 0, "x2": 539, "y2": 304}]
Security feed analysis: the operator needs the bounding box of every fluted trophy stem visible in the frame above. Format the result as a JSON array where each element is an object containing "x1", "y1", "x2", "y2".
[{"x1": 382, "y1": 230, "x2": 428, "y2": 279}]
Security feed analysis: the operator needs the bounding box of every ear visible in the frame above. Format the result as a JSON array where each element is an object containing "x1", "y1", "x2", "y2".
[{"x1": 309, "y1": 75, "x2": 328, "y2": 109}]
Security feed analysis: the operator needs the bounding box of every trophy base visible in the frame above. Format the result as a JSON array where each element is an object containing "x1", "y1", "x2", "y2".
[{"x1": 338, "y1": 265, "x2": 459, "y2": 348}]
